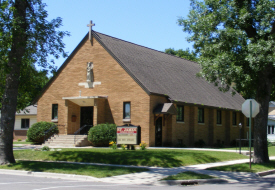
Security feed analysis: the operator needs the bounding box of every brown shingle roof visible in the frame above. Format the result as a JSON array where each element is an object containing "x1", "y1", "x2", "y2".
[
  {"x1": 93, "y1": 31, "x2": 244, "y2": 110},
  {"x1": 33, "y1": 31, "x2": 244, "y2": 110}
]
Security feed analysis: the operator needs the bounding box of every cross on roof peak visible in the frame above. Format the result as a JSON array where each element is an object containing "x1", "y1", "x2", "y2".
[{"x1": 87, "y1": 20, "x2": 95, "y2": 41}]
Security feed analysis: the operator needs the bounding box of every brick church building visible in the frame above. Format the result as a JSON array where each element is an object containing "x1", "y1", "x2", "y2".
[{"x1": 34, "y1": 23, "x2": 250, "y2": 147}]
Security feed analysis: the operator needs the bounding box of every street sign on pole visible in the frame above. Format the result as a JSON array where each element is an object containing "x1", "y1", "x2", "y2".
[
  {"x1": 242, "y1": 99, "x2": 260, "y2": 118},
  {"x1": 242, "y1": 99, "x2": 260, "y2": 169}
]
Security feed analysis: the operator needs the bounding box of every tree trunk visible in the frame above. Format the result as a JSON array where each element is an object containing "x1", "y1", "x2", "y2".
[
  {"x1": 0, "y1": 0, "x2": 27, "y2": 165},
  {"x1": 254, "y1": 64, "x2": 273, "y2": 163}
]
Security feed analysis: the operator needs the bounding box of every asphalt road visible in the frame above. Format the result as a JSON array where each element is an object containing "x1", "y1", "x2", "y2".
[
  {"x1": 2, "y1": 173, "x2": 275, "y2": 190},
  {"x1": 0, "y1": 173, "x2": 185, "y2": 190}
]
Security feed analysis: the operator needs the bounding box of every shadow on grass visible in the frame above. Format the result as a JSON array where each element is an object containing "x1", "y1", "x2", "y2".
[
  {"x1": 3, "y1": 161, "x2": 148, "y2": 178},
  {"x1": 46, "y1": 150, "x2": 221, "y2": 167}
]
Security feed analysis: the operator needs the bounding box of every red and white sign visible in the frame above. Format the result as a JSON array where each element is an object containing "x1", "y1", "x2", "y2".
[{"x1": 117, "y1": 126, "x2": 139, "y2": 145}]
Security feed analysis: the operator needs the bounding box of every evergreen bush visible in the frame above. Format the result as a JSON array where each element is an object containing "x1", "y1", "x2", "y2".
[
  {"x1": 88, "y1": 123, "x2": 116, "y2": 146},
  {"x1": 27, "y1": 121, "x2": 59, "y2": 143},
  {"x1": 194, "y1": 139, "x2": 206, "y2": 148}
]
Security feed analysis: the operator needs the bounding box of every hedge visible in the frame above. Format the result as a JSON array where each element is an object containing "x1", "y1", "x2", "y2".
[
  {"x1": 27, "y1": 121, "x2": 59, "y2": 143},
  {"x1": 88, "y1": 123, "x2": 116, "y2": 146}
]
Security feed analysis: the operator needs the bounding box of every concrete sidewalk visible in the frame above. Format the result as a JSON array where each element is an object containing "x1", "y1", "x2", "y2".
[{"x1": 1, "y1": 156, "x2": 275, "y2": 185}]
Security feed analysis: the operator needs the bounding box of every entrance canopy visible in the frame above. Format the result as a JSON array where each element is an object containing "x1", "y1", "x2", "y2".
[
  {"x1": 62, "y1": 96, "x2": 107, "y2": 106},
  {"x1": 153, "y1": 103, "x2": 177, "y2": 115}
]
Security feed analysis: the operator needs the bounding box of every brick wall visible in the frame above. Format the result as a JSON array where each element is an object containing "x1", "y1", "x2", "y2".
[{"x1": 37, "y1": 36, "x2": 150, "y2": 144}]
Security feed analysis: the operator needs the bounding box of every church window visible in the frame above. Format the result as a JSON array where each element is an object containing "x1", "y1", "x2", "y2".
[
  {"x1": 217, "y1": 110, "x2": 222, "y2": 124},
  {"x1": 232, "y1": 112, "x2": 237, "y2": 125},
  {"x1": 52, "y1": 104, "x2": 58, "y2": 120},
  {"x1": 198, "y1": 108, "x2": 204, "y2": 123},
  {"x1": 176, "y1": 105, "x2": 184, "y2": 122},
  {"x1": 123, "y1": 102, "x2": 131, "y2": 119}
]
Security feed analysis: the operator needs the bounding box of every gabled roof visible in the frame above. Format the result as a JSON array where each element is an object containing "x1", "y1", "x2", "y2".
[
  {"x1": 153, "y1": 103, "x2": 177, "y2": 115},
  {"x1": 16, "y1": 105, "x2": 37, "y2": 115},
  {"x1": 34, "y1": 30, "x2": 244, "y2": 110},
  {"x1": 93, "y1": 31, "x2": 244, "y2": 110}
]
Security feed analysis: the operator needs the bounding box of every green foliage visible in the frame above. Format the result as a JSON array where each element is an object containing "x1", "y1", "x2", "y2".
[
  {"x1": 0, "y1": 0, "x2": 69, "y2": 110},
  {"x1": 27, "y1": 121, "x2": 59, "y2": 143},
  {"x1": 165, "y1": 48, "x2": 198, "y2": 62},
  {"x1": 267, "y1": 139, "x2": 274, "y2": 147},
  {"x1": 121, "y1": 144, "x2": 126, "y2": 150},
  {"x1": 194, "y1": 139, "x2": 206, "y2": 148},
  {"x1": 109, "y1": 141, "x2": 117, "y2": 150},
  {"x1": 17, "y1": 139, "x2": 22, "y2": 142},
  {"x1": 139, "y1": 141, "x2": 147, "y2": 150},
  {"x1": 41, "y1": 146, "x2": 50, "y2": 151},
  {"x1": 88, "y1": 123, "x2": 117, "y2": 146},
  {"x1": 230, "y1": 140, "x2": 237, "y2": 147},
  {"x1": 178, "y1": 0, "x2": 275, "y2": 99},
  {"x1": 0, "y1": 67, "x2": 49, "y2": 110}
]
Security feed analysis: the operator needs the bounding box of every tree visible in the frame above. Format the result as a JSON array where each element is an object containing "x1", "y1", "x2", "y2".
[
  {"x1": 178, "y1": 0, "x2": 275, "y2": 163},
  {"x1": 165, "y1": 48, "x2": 198, "y2": 62},
  {"x1": 0, "y1": 64, "x2": 49, "y2": 111},
  {"x1": 0, "y1": 0, "x2": 68, "y2": 165}
]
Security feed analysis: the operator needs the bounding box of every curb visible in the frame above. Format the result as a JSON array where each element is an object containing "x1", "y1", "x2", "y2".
[
  {"x1": 0, "y1": 169, "x2": 101, "y2": 182},
  {"x1": 156, "y1": 179, "x2": 229, "y2": 186},
  {"x1": 257, "y1": 169, "x2": 275, "y2": 177}
]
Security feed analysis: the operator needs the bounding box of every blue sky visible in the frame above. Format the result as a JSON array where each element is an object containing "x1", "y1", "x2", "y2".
[{"x1": 45, "y1": 0, "x2": 193, "y2": 70}]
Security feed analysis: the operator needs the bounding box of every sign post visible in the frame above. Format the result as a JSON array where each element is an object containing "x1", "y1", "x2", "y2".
[{"x1": 242, "y1": 99, "x2": 260, "y2": 169}]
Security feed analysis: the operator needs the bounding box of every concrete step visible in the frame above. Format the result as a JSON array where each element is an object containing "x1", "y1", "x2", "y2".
[{"x1": 43, "y1": 135, "x2": 90, "y2": 147}]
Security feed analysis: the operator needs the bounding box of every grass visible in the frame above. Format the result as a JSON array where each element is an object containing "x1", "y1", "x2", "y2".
[
  {"x1": 0, "y1": 160, "x2": 148, "y2": 178},
  {"x1": 207, "y1": 160, "x2": 275, "y2": 173},
  {"x1": 14, "y1": 148, "x2": 247, "y2": 168},
  {"x1": 268, "y1": 146, "x2": 275, "y2": 156},
  {"x1": 162, "y1": 171, "x2": 214, "y2": 180},
  {"x1": 13, "y1": 141, "x2": 34, "y2": 145}
]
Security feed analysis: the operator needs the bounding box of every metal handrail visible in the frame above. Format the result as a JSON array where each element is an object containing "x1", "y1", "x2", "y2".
[
  {"x1": 74, "y1": 125, "x2": 93, "y2": 144},
  {"x1": 44, "y1": 125, "x2": 59, "y2": 143}
]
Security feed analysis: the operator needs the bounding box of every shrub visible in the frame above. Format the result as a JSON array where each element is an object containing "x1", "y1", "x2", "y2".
[
  {"x1": 17, "y1": 138, "x2": 22, "y2": 142},
  {"x1": 88, "y1": 123, "x2": 116, "y2": 146},
  {"x1": 27, "y1": 121, "x2": 59, "y2": 144},
  {"x1": 139, "y1": 141, "x2": 147, "y2": 150},
  {"x1": 194, "y1": 139, "x2": 206, "y2": 148},
  {"x1": 268, "y1": 139, "x2": 274, "y2": 147},
  {"x1": 230, "y1": 140, "x2": 237, "y2": 147},
  {"x1": 109, "y1": 141, "x2": 117, "y2": 149},
  {"x1": 121, "y1": 144, "x2": 126, "y2": 150},
  {"x1": 42, "y1": 146, "x2": 50, "y2": 151}
]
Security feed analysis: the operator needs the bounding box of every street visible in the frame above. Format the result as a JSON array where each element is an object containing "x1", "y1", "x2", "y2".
[{"x1": 1, "y1": 173, "x2": 275, "y2": 190}]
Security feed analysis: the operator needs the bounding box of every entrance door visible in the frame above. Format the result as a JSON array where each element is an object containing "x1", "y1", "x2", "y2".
[
  {"x1": 80, "y1": 106, "x2": 93, "y2": 134},
  {"x1": 155, "y1": 117, "x2": 162, "y2": 147}
]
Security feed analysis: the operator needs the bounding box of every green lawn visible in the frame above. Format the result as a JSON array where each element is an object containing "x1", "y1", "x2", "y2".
[
  {"x1": 207, "y1": 160, "x2": 275, "y2": 173},
  {"x1": 13, "y1": 141, "x2": 34, "y2": 145},
  {"x1": 0, "y1": 160, "x2": 148, "y2": 178},
  {"x1": 162, "y1": 171, "x2": 214, "y2": 180},
  {"x1": 268, "y1": 146, "x2": 275, "y2": 156},
  {"x1": 14, "y1": 148, "x2": 247, "y2": 168}
]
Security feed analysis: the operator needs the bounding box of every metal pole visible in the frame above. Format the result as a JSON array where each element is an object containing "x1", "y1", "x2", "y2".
[
  {"x1": 239, "y1": 127, "x2": 241, "y2": 154},
  {"x1": 249, "y1": 100, "x2": 252, "y2": 169}
]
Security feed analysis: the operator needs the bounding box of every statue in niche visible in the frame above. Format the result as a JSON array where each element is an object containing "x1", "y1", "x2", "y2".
[{"x1": 87, "y1": 62, "x2": 94, "y2": 82}]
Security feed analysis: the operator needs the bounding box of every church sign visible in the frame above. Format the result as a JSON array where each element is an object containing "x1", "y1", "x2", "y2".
[{"x1": 116, "y1": 125, "x2": 141, "y2": 145}]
